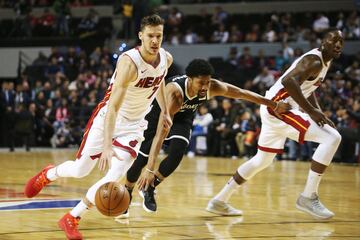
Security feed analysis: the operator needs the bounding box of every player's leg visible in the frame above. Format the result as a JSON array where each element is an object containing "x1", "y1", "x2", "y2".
[
  {"x1": 206, "y1": 150, "x2": 278, "y2": 216},
  {"x1": 59, "y1": 148, "x2": 134, "y2": 239},
  {"x1": 140, "y1": 138, "x2": 188, "y2": 212},
  {"x1": 207, "y1": 123, "x2": 285, "y2": 216},
  {"x1": 24, "y1": 127, "x2": 103, "y2": 198},
  {"x1": 296, "y1": 122, "x2": 341, "y2": 219}
]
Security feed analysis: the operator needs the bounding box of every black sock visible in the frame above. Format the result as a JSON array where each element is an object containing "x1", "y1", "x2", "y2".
[
  {"x1": 125, "y1": 185, "x2": 133, "y2": 200},
  {"x1": 154, "y1": 176, "x2": 162, "y2": 187}
]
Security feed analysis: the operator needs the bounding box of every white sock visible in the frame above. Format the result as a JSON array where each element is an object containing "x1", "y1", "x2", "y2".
[
  {"x1": 70, "y1": 200, "x2": 91, "y2": 218},
  {"x1": 213, "y1": 177, "x2": 239, "y2": 203},
  {"x1": 46, "y1": 167, "x2": 58, "y2": 181},
  {"x1": 302, "y1": 169, "x2": 323, "y2": 198}
]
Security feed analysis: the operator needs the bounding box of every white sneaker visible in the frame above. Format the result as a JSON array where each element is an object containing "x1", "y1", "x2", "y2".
[
  {"x1": 296, "y1": 193, "x2": 334, "y2": 219},
  {"x1": 114, "y1": 209, "x2": 129, "y2": 219},
  {"x1": 206, "y1": 199, "x2": 243, "y2": 216},
  {"x1": 187, "y1": 151, "x2": 195, "y2": 158}
]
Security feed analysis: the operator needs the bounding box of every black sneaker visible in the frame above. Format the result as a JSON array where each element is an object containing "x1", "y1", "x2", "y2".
[{"x1": 140, "y1": 186, "x2": 157, "y2": 212}]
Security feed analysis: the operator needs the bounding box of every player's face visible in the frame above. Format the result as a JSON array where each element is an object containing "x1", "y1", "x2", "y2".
[
  {"x1": 191, "y1": 75, "x2": 211, "y2": 98},
  {"x1": 322, "y1": 30, "x2": 344, "y2": 59},
  {"x1": 139, "y1": 25, "x2": 164, "y2": 56}
]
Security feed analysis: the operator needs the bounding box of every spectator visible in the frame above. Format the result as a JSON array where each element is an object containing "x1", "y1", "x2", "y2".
[
  {"x1": 211, "y1": 24, "x2": 229, "y2": 43},
  {"x1": 252, "y1": 66, "x2": 275, "y2": 89},
  {"x1": 53, "y1": 0, "x2": 71, "y2": 36},
  {"x1": 211, "y1": 6, "x2": 228, "y2": 26},
  {"x1": 313, "y1": 13, "x2": 330, "y2": 33},
  {"x1": 188, "y1": 105, "x2": 213, "y2": 157}
]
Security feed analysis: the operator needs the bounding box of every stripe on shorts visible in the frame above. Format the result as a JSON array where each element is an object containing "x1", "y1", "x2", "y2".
[
  {"x1": 76, "y1": 84, "x2": 113, "y2": 159},
  {"x1": 257, "y1": 145, "x2": 284, "y2": 154},
  {"x1": 112, "y1": 140, "x2": 137, "y2": 158}
]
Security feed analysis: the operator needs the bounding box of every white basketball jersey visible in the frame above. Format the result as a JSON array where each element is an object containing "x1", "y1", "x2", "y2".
[
  {"x1": 265, "y1": 48, "x2": 331, "y2": 109},
  {"x1": 107, "y1": 47, "x2": 168, "y2": 121}
]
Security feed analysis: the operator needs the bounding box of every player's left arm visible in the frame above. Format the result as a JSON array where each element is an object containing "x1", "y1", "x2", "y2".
[
  {"x1": 138, "y1": 83, "x2": 182, "y2": 190},
  {"x1": 209, "y1": 79, "x2": 290, "y2": 114},
  {"x1": 308, "y1": 92, "x2": 322, "y2": 111}
]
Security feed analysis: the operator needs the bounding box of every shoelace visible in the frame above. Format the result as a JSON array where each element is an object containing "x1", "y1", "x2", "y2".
[
  {"x1": 312, "y1": 198, "x2": 325, "y2": 210},
  {"x1": 34, "y1": 172, "x2": 50, "y2": 190}
]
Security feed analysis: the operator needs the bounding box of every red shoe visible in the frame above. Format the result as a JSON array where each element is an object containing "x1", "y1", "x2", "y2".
[
  {"x1": 24, "y1": 165, "x2": 54, "y2": 198},
  {"x1": 58, "y1": 212, "x2": 83, "y2": 240}
]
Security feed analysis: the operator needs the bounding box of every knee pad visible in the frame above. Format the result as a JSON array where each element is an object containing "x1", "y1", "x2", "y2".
[{"x1": 237, "y1": 150, "x2": 276, "y2": 180}]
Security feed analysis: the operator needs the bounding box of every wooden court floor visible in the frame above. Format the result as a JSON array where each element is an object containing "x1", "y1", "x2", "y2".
[{"x1": 0, "y1": 149, "x2": 359, "y2": 240}]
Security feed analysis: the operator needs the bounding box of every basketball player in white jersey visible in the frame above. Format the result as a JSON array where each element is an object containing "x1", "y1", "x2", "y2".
[
  {"x1": 207, "y1": 29, "x2": 344, "y2": 219},
  {"x1": 24, "y1": 14, "x2": 172, "y2": 239}
]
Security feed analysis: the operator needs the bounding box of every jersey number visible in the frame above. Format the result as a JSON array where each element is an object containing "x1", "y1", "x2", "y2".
[{"x1": 148, "y1": 86, "x2": 159, "y2": 99}]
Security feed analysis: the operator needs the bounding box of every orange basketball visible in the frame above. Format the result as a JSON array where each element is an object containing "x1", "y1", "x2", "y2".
[{"x1": 95, "y1": 182, "x2": 130, "y2": 217}]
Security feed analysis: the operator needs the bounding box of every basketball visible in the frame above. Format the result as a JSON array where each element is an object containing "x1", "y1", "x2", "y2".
[{"x1": 95, "y1": 182, "x2": 130, "y2": 217}]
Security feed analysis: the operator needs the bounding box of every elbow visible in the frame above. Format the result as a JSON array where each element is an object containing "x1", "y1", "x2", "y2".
[{"x1": 281, "y1": 77, "x2": 293, "y2": 90}]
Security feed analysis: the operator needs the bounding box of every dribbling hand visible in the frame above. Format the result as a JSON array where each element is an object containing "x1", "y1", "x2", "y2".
[{"x1": 98, "y1": 148, "x2": 120, "y2": 171}]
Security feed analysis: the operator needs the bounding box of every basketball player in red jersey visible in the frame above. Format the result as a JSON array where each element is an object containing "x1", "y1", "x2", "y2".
[
  {"x1": 24, "y1": 14, "x2": 172, "y2": 239},
  {"x1": 207, "y1": 29, "x2": 344, "y2": 220}
]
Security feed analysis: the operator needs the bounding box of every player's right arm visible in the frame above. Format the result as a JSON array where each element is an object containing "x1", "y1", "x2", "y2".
[
  {"x1": 98, "y1": 55, "x2": 137, "y2": 171},
  {"x1": 281, "y1": 55, "x2": 329, "y2": 127},
  {"x1": 138, "y1": 83, "x2": 183, "y2": 190}
]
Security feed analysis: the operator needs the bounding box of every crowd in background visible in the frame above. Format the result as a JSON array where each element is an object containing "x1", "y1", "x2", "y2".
[
  {"x1": 0, "y1": 42, "x2": 359, "y2": 163},
  {"x1": 1, "y1": 0, "x2": 359, "y2": 44},
  {"x1": 161, "y1": 8, "x2": 360, "y2": 45}
]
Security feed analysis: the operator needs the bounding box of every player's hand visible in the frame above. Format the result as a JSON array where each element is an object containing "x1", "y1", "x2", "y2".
[
  {"x1": 98, "y1": 148, "x2": 120, "y2": 171},
  {"x1": 308, "y1": 108, "x2": 327, "y2": 127},
  {"x1": 325, "y1": 116, "x2": 336, "y2": 128},
  {"x1": 273, "y1": 101, "x2": 291, "y2": 119},
  {"x1": 138, "y1": 169, "x2": 155, "y2": 191},
  {"x1": 275, "y1": 101, "x2": 291, "y2": 114},
  {"x1": 162, "y1": 112, "x2": 172, "y2": 131}
]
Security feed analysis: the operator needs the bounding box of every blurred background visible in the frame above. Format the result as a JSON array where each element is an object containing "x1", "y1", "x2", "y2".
[{"x1": 0, "y1": 0, "x2": 359, "y2": 164}]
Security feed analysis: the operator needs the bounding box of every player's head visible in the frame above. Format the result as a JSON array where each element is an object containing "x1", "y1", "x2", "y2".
[
  {"x1": 320, "y1": 28, "x2": 344, "y2": 59},
  {"x1": 138, "y1": 14, "x2": 165, "y2": 56},
  {"x1": 186, "y1": 59, "x2": 214, "y2": 98}
]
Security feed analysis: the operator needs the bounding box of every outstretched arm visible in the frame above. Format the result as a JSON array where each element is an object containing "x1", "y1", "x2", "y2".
[{"x1": 209, "y1": 79, "x2": 290, "y2": 114}]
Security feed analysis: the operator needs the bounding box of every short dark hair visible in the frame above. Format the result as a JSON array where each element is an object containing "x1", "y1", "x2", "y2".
[
  {"x1": 185, "y1": 59, "x2": 214, "y2": 78},
  {"x1": 322, "y1": 27, "x2": 341, "y2": 39},
  {"x1": 140, "y1": 14, "x2": 165, "y2": 31}
]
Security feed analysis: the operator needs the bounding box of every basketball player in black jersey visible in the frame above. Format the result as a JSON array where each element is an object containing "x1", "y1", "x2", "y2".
[{"x1": 121, "y1": 59, "x2": 290, "y2": 215}]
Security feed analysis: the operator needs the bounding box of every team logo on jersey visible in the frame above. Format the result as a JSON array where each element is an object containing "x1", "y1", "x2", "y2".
[
  {"x1": 180, "y1": 103, "x2": 199, "y2": 112},
  {"x1": 135, "y1": 72, "x2": 165, "y2": 88}
]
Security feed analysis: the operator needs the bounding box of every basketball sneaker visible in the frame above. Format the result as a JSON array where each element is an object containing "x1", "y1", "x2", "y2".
[
  {"x1": 139, "y1": 186, "x2": 157, "y2": 212},
  {"x1": 296, "y1": 193, "x2": 334, "y2": 219},
  {"x1": 58, "y1": 212, "x2": 82, "y2": 240},
  {"x1": 24, "y1": 165, "x2": 54, "y2": 198},
  {"x1": 206, "y1": 199, "x2": 243, "y2": 216}
]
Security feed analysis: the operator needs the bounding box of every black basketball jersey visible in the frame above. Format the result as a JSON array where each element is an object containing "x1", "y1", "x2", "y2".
[{"x1": 147, "y1": 75, "x2": 209, "y2": 126}]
